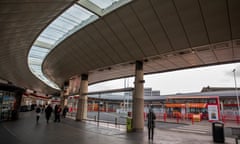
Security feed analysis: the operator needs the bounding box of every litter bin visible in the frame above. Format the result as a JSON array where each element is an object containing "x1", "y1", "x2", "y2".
[{"x1": 212, "y1": 121, "x2": 225, "y2": 143}]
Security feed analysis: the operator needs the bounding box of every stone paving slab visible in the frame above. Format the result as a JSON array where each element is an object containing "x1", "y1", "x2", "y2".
[{"x1": 0, "y1": 112, "x2": 236, "y2": 144}]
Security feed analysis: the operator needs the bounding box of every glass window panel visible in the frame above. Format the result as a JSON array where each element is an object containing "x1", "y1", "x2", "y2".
[
  {"x1": 34, "y1": 41, "x2": 52, "y2": 50},
  {"x1": 89, "y1": 0, "x2": 118, "y2": 9},
  {"x1": 46, "y1": 27, "x2": 66, "y2": 35},
  {"x1": 40, "y1": 35, "x2": 59, "y2": 42},
  {"x1": 31, "y1": 69, "x2": 41, "y2": 74},
  {"x1": 78, "y1": 0, "x2": 131, "y2": 16},
  {"x1": 30, "y1": 49, "x2": 47, "y2": 56},
  {"x1": 30, "y1": 54, "x2": 47, "y2": 60},
  {"x1": 52, "y1": 19, "x2": 74, "y2": 31},
  {"x1": 29, "y1": 55, "x2": 44, "y2": 60},
  {"x1": 29, "y1": 57, "x2": 42, "y2": 61},
  {"x1": 35, "y1": 70, "x2": 42, "y2": 73},
  {"x1": 62, "y1": 13, "x2": 84, "y2": 24},
  {"x1": 30, "y1": 50, "x2": 48, "y2": 58},
  {"x1": 29, "y1": 63, "x2": 40, "y2": 67},
  {"x1": 28, "y1": 59, "x2": 41, "y2": 65},
  {"x1": 37, "y1": 36, "x2": 56, "y2": 45},
  {"x1": 41, "y1": 32, "x2": 61, "y2": 40},
  {"x1": 32, "y1": 46, "x2": 50, "y2": 53},
  {"x1": 29, "y1": 50, "x2": 43, "y2": 57},
  {"x1": 31, "y1": 50, "x2": 46, "y2": 55},
  {"x1": 68, "y1": 5, "x2": 94, "y2": 20},
  {"x1": 59, "y1": 16, "x2": 79, "y2": 27},
  {"x1": 29, "y1": 57, "x2": 43, "y2": 63},
  {"x1": 30, "y1": 63, "x2": 41, "y2": 68},
  {"x1": 31, "y1": 71, "x2": 41, "y2": 76},
  {"x1": 29, "y1": 64, "x2": 41, "y2": 68},
  {"x1": 57, "y1": 18, "x2": 77, "y2": 29},
  {"x1": 30, "y1": 66, "x2": 41, "y2": 70},
  {"x1": 44, "y1": 27, "x2": 64, "y2": 38},
  {"x1": 41, "y1": 30, "x2": 61, "y2": 39},
  {"x1": 30, "y1": 65, "x2": 41, "y2": 70},
  {"x1": 50, "y1": 24, "x2": 70, "y2": 34},
  {"x1": 32, "y1": 69, "x2": 42, "y2": 73}
]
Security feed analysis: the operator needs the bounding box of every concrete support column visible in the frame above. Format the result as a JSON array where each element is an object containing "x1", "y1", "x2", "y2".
[
  {"x1": 105, "y1": 102, "x2": 108, "y2": 112},
  {"x1": 132, "y1": 61, "x2": 144, "y2": 132},
  {"x1": 92, "y1": 100, "x2": 95, "y2": 111},
  {"x1": 60, "y1": 91, "x2": 65, "y2": 109},
  {"x1": 76, "y1": 74, "x2": 88, "y2": 121}
]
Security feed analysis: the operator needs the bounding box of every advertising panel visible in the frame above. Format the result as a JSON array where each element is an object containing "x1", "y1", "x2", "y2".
[{"x1": 208, "y1": 105, "x2": 219, "y2": 121}]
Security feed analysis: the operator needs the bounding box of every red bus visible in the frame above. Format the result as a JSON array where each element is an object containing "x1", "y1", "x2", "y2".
[{"x1": 165, "y1": 96, "x2": 220, "y2": 121}]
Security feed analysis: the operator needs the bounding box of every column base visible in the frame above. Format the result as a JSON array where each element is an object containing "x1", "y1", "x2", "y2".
[
  {"x1": 75, "y1": 118, "x2": 83, "y2": 121},
  {"x1": 132, "y1": 128, "x2": 144, "y2": 132}
]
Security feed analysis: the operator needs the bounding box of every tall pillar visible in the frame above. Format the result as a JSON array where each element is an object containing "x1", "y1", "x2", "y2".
[
  {"x1": 105, "y1": 102, "x2": 108, "y2": 112},
  {"x1": 92, "y1": 100, "x2": 95, "y2": 111},
  {"x1": 76, "y1": 74, "x2": 88, "y2": 121},
  {"x1": 132, "y1": 61, "x2": 144, "y2": 131},
  {"x1": 60, "y1": 91, "x2": 65, "y2": 109}
]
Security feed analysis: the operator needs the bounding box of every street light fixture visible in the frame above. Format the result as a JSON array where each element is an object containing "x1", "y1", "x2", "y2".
[
  {"x1": 97, "y1": 94, "x2": 102, "y2": 126},
  {"x1": 233, "y1": 69, "x2": 240, "y2": 116}
]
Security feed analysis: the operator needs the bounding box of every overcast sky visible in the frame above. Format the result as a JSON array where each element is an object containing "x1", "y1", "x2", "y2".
[{"x1": 89, "y1": 62, "x2": 240, "y2": 95}]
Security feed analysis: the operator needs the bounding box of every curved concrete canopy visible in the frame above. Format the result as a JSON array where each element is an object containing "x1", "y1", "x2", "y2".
[
  {"x1": 0, "y1": 0, "x2": 240, "y2": 94},
  {"x1": 0, "y1": 0, "x2": 75, "y2": 94},
  {"x1": 43, "y1": 0, "x2": 240, "y2": 89}
]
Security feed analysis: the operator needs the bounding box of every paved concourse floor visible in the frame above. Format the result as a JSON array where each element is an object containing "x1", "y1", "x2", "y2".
[{"x1": 0, "y1": 112, "x2": 235, "y2": 144}]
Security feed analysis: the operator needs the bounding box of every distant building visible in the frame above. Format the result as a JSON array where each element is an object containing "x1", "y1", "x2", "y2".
[
  {"x1": 201, "y1": 86, "x2": 240, "y2": 92},
  {"x1": 152, "y1": 90, "x2": 160, "y2": 96},
  {"x1": 144, "y1": 88, "x2": 160, "y2": 97}
]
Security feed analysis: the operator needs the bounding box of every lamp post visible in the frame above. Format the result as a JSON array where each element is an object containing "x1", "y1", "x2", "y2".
[
  {"x1": 97, "y1": 94, "x2": 102, "y2": 126},
  {"x1": 233, "y1": 69, "x2": 240, "y2": 116}
]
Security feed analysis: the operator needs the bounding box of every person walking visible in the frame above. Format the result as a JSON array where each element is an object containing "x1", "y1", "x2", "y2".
[
  {"x1": 56, "y1": 105, "x2": 62, "y2": 122},
  {"x1": 35, "y1": 105, "x2": 41, "y2": 124},
  {"x1": 147, "y1": 105, "x2": 156, "y2": 141},
  {"x1": 54, "y1": 105, "x2": 58, "y2": 122},
  {"x1": 62, "y1": 106, "x2": 68, "y2": 118},
  {"x1": 45, "y1": 104, "x2": 53, "y2": 123}
]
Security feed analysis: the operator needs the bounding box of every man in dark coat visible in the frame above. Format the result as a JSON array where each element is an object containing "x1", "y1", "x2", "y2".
[
  {"x1": 147, "y1": 106, "x2": 156, "y2": 140},
  {"x1": 35, "y1": 105, "x2": 41, "y2": 124},
  {"x1": 45, "y1": 104, "x2": 53, "y2": 123},
  {"x1": 62, "y1": 106, "x2": 68, "y2": 118},
  {"x1": 55, "y1": 105, "x2": 62, "y2": 122}
]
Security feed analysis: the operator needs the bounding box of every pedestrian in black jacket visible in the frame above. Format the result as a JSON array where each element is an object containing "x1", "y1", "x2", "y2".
[
  {"x1": 147, "y1": 106, "x2": 156, "y2": 140},
  {"x1": 35, "y1": 105, "x2": 41, "y2": 124},
  {"x1": 45, "y1": 104, "x2": 53, "y2": 123}
]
